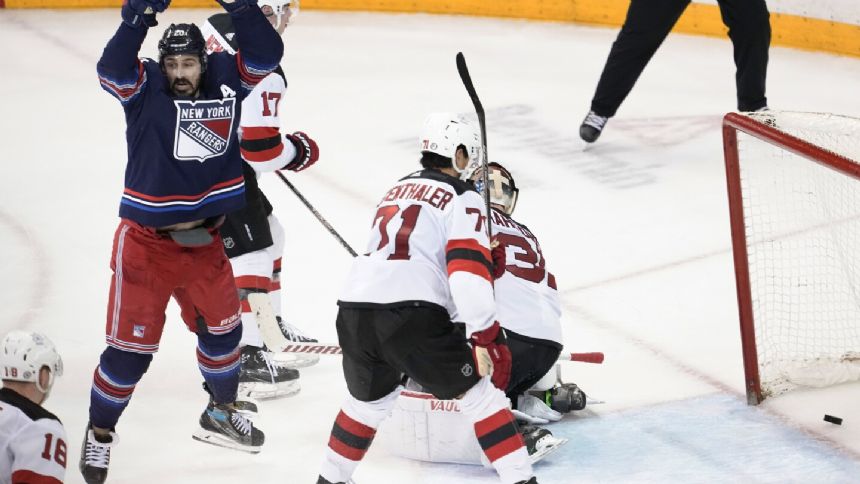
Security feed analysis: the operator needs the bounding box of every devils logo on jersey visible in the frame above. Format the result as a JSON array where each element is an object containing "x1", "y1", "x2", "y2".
[{"x1": 173, "y1": 98, "x2": 237, "y2": 162}]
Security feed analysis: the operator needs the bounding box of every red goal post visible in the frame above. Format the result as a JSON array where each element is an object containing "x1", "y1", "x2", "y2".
[{"x1": 722, "y1": 111, "x2": 860, "y2": 405}]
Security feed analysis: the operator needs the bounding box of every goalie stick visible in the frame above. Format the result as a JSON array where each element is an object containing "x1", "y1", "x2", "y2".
[
  {"x1": 456, "y1": 52, "x2": 492, "y2": 241},
  {"x1": 264, "y1": 332, "x2": 604, "y2": 364},
  {"x1": 564, "y1": 352, "x2": 604, "y2": 364}
]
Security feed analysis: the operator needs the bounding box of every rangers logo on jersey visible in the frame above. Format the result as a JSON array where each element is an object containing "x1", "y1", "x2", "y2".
[{"x1": 173, "y1": 98, "x2": 237, "y2": 162}]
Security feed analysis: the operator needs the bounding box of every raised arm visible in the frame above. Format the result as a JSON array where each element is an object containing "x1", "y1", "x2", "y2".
[
  {"x1": 97, "y1": 0, "x2": 168, "y2": 104},
  {"x1": 218, "y1": 0, "x2": 285, "y2": 90}
]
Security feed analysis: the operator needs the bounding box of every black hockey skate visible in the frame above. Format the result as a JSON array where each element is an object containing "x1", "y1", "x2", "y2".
[
  {"x1": 202, "y1": 382, "x2": 259, "y2": 417},
  {"x1": 79, "y1": 423, "x2": 118, "y2": 484},
  {"x1": 239, "y1": 345, "x2": 301, "y2": 399},
  {"x1": 269, "y1": 316, "x2": 321, "y2": 369},
  {"x1": 192, "y1": 401, "x2": 265, "y2": 453},
  {"x1": 749, "y1": 106, "x2": 776, "y2": 127},
  {"x1": 579, "y1": 110, "x2": 608, "y2": 143},
  {"x1": 516, "y1": 478, "x2": 538, "y2": 484},
  {"x1": 277, "y1": 316, "x2": 318, "y2": 343},
  {"x1": 317, "y1": 477, "x2": 358, "y2": 484},
  {"x1": 520, "y1": 424, "x2": 568, "y2": 464},
  {"x1": 529, "y1": 382, "x2": 587, "y2": 413}
]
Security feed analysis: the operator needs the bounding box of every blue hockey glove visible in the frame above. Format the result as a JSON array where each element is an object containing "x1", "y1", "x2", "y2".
[
  {"x1": 121, "y1": 0, "x2": 170, "y2": 28},
  {"x1": 216, "y1": 0, "x2": 258, "y2": 15}
]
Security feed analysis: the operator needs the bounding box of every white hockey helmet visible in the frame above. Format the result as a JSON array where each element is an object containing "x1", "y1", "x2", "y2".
[
  {"x1": 0, "y1": 330, "x2": 63, "y2": 395},
  {"x1": 473, "y1": 162, "x2": 519, "y2": 215},
  {"x1": 419, "y1": 112, "x2": 482, "y2": 181},
  {"x1": 259, "y1": 0, "x2": 299, "y2": 27}
]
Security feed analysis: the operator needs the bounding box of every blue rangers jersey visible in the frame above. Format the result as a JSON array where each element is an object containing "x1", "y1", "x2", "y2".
[{"x1": 97, "y1": 9, "x2": 283, "y2": 228}]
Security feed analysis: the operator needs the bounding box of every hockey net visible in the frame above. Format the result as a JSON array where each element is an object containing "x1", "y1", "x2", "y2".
[{"x1": 723, "y1": 111, "x2": 860, "y2": 405}]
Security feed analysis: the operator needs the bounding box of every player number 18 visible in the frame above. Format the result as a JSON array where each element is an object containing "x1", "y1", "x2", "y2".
[{"x1": 41, "y1": 433, "x2": 67, "y2": 468}]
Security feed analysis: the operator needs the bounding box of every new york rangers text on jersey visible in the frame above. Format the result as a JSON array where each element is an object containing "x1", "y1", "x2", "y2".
[{"x1": 97, "y1": 8, "x2": 283, "y2": 228}]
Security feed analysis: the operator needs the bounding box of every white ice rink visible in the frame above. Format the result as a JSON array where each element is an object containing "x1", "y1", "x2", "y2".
[{"x1": 2, "y1": 7, "x2": 860, "y2": 483}]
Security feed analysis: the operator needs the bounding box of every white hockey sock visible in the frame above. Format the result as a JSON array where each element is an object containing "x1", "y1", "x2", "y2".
[
  {"x1": 320, "y1": 388, "x2": 402, "y2": 483},
  {"x1": 460, "y1": 377, "x2": 533, "y2": 484},
  {"x1": 270, "y1": 257, "x2": 283, "y2": 318},
  {"x1": 238, "y1": 308, "x2": 265, "y2": 348}
]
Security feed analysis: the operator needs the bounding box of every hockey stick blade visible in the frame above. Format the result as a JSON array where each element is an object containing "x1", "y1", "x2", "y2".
[
  {"x1": 563, "y1": 352, "x2": 605, "y2": 364},
  {"x1": 278, "y1": 342, "x2": 343, "y2": 355}
]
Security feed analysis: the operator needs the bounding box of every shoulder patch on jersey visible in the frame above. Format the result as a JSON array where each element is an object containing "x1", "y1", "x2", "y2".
[
  {"x1": 400, "y1": 169, "x2": 475, "y2": 195},
  {"x1": 0, "y1": 388, "x2": 61, "y2": 424}
]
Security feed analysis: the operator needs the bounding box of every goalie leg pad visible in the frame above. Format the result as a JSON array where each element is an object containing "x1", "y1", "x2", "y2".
[{"x1": 377, "y1": 389, "x2": 489, "y2": 466}]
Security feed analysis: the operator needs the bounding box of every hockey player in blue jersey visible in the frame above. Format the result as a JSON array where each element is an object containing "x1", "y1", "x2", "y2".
[{"x1": 79, "y1": 0, "x2": 283, "y2": 482}]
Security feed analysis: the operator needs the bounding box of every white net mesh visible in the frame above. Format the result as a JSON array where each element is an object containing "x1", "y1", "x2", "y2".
[{"x1": 735, "y1": 111, "x2": 860, "y2": 398}]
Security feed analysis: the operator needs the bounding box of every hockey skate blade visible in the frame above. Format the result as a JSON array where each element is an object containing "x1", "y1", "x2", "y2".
[
  {"x1": 238, "y1": 380, "x2": 301, "y2": 400},
  {"x1": 192, "y1": 428, "x2": 262, "y2": 454},
  {"x1": 529, "y1": 435, "x2": 568, "y2": 464},
  {"x1": 269, "y1": 351, "x2": 320, "y2": 369}
]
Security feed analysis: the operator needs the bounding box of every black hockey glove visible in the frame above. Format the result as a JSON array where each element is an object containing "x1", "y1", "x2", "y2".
[
  {"x1": 121, "y1": 0, "x2": 169, "y2": 28},
  {"x1": 216, "y1": 0, "x2": 256, "y2": 14},
  {"x1": 283, "y1": 132, "x2": 320, "y2": 172}
]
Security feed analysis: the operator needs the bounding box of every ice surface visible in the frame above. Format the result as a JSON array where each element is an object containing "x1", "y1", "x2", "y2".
[{"x1": 1, "y1": 8, "x2": 858, "y2": 483}]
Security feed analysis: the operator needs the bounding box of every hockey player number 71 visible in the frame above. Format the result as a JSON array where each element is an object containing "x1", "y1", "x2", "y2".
[{"x1": 372, "y1": 205, "x2": 421, "y2": 260}]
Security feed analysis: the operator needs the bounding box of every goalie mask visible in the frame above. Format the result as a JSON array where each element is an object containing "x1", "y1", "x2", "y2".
[
  {"x1": 1, "y1": 330, "x2": 64, "y2": 398},
  {"x1": 473, "y1": 162, "x2": 519, "y2": 215},
  {"x1": 419, "y1": 112, "x2": 482, "y2": 181}
]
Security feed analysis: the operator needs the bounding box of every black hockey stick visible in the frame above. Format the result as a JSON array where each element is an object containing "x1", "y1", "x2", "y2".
[
  {"x1": 456, "y1": 52, "x2": 492, "y2": 241},
  {"x1": 275, "y1": 171, "x2": 358, "y2": 257}
]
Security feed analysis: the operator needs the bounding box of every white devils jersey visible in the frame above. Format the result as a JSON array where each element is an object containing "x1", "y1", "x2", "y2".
[
  {"x1": 202, "y1": 17, "x2": 296, "y2": 173},
  {"x1": 237, "y1": 73, "x2": 296, "y2": 173},
  {"x1": 339, "y1": 169, "x2": 496, "y2": 336},
  {"x1": 491, "y1": 208, "x2": 563, "y2": 345},
  {"x1": 0, "y1": 389, "x2": 67, "y2": 484},
  {"x1": 201, "y1": 17, "x2": 237, "y2": 55}
]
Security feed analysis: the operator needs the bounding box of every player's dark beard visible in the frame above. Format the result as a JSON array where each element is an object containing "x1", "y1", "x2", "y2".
[{"x1": 171, "y1": 77, "x2": 198, "y2": 97}]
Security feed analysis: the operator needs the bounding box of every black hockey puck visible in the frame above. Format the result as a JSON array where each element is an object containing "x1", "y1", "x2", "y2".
[{"x1": 823, "y1": 415, "x2": 843, "y2": 425}]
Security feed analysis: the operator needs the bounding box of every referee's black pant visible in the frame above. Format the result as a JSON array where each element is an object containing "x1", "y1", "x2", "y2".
[{"x1": 590, "y1": 0, "x2": 770, "y2": 117}]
